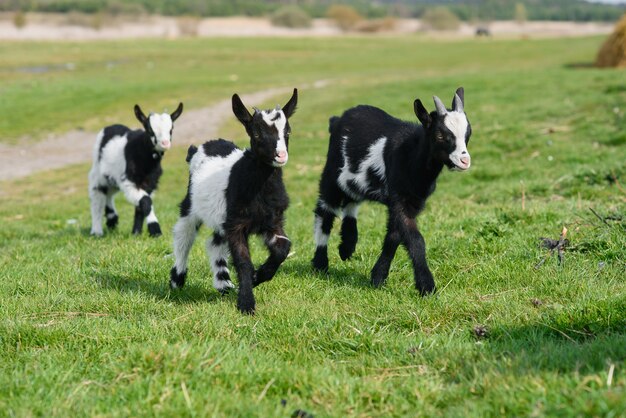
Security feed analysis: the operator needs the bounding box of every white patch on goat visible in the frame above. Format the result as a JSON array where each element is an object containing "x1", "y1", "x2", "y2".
[
  {"x1": 319, "y1": 199, "x2": 341, "y2": 217},
  {"x1": 96, "y1": 135, "x2": 127, "y2": 184},
  {"x1": 146, "y1": 207, "x2": 158, "y2": 224},
  {"x1": 149, "y1": 113, "x2": 173, "y2": 151},
  {"x1": 261, "y1": 109, "x2": 288, "y2": 166},
  {"x1": 173, "y1": 216, "x2": 199, "y2": 275},
  {"x1": 189, "y1": 147, "x2": 245, "y2": 231},
  {"x1": 119, "y1": 178, "x2": 149, "y2": 206},
  {"x1": 314, "y1": 216, "x2": 329, "y2": 247},
  {"x1": 343, "y1": 202, "x2": 360, "y2": 219},
  {"x1": 338, "y1": 136, "x2": 387, "y2": 200},
  {"x1": 444, "y1": 112, "x2": 471, "y2": 170}
]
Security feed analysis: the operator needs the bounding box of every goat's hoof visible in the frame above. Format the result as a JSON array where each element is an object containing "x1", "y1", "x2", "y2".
[
  {"x1": 237, "y1": 294, "x2": 256, "y2": 315},
  {"x1": 90, "y1": 230, "x2": 104, "y2": 237},
  {"x1": 416, "y1": 278, "x2": 436, "y2": 296},
  {"x1": 148, "y1": 222, "x2": 162, "y2": 237},
  {"x1": 371, "y1": 277, "x2": 386, "y2": 288},
  {"x1": 215, "y1": 279, "x2": 235, "y2": 295},
  {"x1": 170, "y1": 267, "x2": 186, "y2": 289},
  {"x1": 237, "y1": 303, "x2": 256, "y2": 315},
  {"x1": 312, "y1": 248, "x2": 329, "y2": 272},
  {"x1": 338, "y1": 242, "x2": 356, "y2": 261},
  {"x1": 417, "y1": 285, "x2": 437, "y2": 297},
  {"x1": 106, "y1": 216, "x2": 119, "y2": 229}
]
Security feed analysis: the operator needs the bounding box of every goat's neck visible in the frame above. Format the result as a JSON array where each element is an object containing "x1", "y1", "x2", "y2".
[
  {"x1": 246, "y1": 151, "x2": 282, "y2": 184},
  {"x1": 409, "y1": 135, "x2": 444, "y2": 196},
  {"x1": 133, "y1": 131, "x2": 162, "y2": 161}
]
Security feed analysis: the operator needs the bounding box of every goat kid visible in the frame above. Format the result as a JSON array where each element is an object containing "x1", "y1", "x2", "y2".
[
  {"x1": 312, "y1": 88, "x2": 472, "y2": 295},
  {"x1": 89, "y1": 102, "x2": 183, "y2": 237},
  {"x1": 170, "y1": 89, "x2": 298, "y2": 314}
]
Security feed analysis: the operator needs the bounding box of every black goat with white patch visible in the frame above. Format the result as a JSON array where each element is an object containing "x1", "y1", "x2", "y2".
[
  {"x1": 89, "y1": 102, "x2": 183, "y2": 237},
  {"x1": 170, "y1": 89, "x2": 297, "y2": 314},
  {"x1": 312, "y1": 88, "x2": 472, "y2": 295}
]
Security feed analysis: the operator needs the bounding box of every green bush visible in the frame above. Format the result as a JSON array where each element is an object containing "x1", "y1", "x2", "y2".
[
  {"x1": 270, "y1": 6, "x2": 312, "y2": 29},
  {"x1": 421, "y1": 6, "x2": 461, "y2": 31}
]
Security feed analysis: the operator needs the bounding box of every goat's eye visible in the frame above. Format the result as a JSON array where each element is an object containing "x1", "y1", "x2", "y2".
[{"x1": 436, "y1": 133, "x2": 444, "y2": 141}]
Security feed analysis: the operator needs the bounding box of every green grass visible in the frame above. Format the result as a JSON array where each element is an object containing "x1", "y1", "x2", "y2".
[{"x1": 1, "y1": 35, "x2": 625, "y2": 417}]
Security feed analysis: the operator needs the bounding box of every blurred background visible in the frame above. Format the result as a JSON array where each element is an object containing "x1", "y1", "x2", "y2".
[{"x1": 0, "y1": 0, "x2": 624, "y2": 40}]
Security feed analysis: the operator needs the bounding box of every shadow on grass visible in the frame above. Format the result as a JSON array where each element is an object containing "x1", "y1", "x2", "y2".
[
  {"x1": 280, "y1": 258, "x2": 374, "y2": 289},
  {"x1": 484, "y1": 324, "x2": 626, "y2": 376},
  {"x1": 446, "y1": 297, "x2": 626, "y2": 377},
  {"x1": 95, "y1": 272, "x2": 224, "y2": 305},
  {"x1": 564, "y1": 62, "x2": 596, "y2": 69}
]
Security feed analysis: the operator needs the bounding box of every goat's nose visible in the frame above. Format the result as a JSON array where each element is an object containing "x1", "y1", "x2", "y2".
[
  {"x1": 460, "y1": 156, "x2": 470, "y2": 166},
  {"x1": 276, "y1": 150, "x2": 287, "y2": 160},
  {"x1": 162, "y1": 140, "x2": 171, "y2": 148}
]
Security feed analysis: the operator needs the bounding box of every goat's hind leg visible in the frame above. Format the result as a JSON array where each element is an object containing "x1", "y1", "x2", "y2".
[
  {"x1": 207, "y1": 232, "x2": 234, "y2": 294},
  {"x1": 312, "y1": 200, "x2": 337, "y2": 272},
  {"x1": 338, "y1": 201, "x2": 360, "y2": 261},
  {"x1": 105, "y1": 190, "x2": 119, "y2": 229},
  {"x1": 89, "y1": 186, "x2": 107, "y2": 236},
  {"x1": 170, "y1": 215, "x2": 199, "y2": 289},
  {"x1": 254, "y1": 229, "x2": 291, "y2": 287},
  {"x1": 371, "y1": 212, "x2": 401, "y2": 288}
]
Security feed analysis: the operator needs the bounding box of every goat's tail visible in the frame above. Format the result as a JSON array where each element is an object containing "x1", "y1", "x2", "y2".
[
  {"x1": 186, "y1": 145, "x2": 198, "y2": 163},
  {"x1": 328, "y1": 116, "x2": 340, "y2": 135}
]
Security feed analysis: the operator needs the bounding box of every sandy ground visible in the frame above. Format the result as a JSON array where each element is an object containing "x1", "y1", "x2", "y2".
[
  {"x1": 0, "y1": 15, "x2": 614, "y2": 41},
  {"x1": 0, "y1": 86, "x2": 293, "y2": 181}
]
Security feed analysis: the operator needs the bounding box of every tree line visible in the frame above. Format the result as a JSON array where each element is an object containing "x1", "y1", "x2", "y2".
[{"x1": 0, "y1": 0, "x2": 623, "y2": 22}]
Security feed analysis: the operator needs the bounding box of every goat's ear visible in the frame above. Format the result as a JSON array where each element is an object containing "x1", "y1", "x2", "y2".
[
  {"x1": 232, "y1": 94, "x2": 252, "y2": 125},
  {"x1": 134, "y1": 104, "x2": 148, "y2": 125},
  {"x1": 414, "y1": 99, "x2": 431, "y2": 128},
  {"x1": 170, "y1": 102, "x2": 184, "y2": 122},
  {"x1": 452, "y1": 87, "x2": 464, "y2": 112},
  {"x1": 282, "y1": 88, "x2": 298, "y2": 119}
]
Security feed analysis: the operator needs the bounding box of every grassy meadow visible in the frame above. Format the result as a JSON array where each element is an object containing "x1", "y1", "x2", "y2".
[{"x1": 0, "y1": 35, "x2": 625, "y2": 417}]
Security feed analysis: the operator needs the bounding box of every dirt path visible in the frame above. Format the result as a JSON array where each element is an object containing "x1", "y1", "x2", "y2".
[{"x1": 0, "y1": 86, "x2": 299, "y2": 181}]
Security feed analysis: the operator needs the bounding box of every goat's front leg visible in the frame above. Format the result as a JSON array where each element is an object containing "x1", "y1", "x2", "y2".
[
  {"x1": 370, "y1": 212, "x2": 401, "y2": 288},
  {"x1": 395, "y1": 210, "x2": 436, "y2": 296},
  {"x1": 120, "y1": 180, "x2": 161, "y2": 237},
  {"x1": 228, "y1": 231, "x2": 255, "y2": 314},
  {"x1": 254, "y1": 228, "x2": 291, "y2": 288}
]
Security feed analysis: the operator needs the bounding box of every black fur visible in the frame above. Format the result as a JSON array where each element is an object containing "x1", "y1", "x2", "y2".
[
  {"x1": 132, "y1": 206, "x2": 144, "y2": 235},
  {"x1": 312, "y1": 88, "x2": 472, "y2": 295},
  {"x1": 186, "y1": 145, "x2": 198, "y2": 163},
  {"x1": 124, "y1": 132, "x2": 163, "y2": 194},
  {"x1": 105, "y1": 206, "x2": 118, "y2": 229},
  {"x1": 203, "y1": 139, "x2": 238, "y2": 158}
]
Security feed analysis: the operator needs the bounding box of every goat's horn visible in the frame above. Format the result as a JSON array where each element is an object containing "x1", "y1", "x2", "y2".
[
  {"x1": 275, "y1": 104, "x2": 282, "y2": 110},
  {"x1": 453, "y1": 93, "x2": 464, "y2": 113},
  {"x1": 433, "y1": 96, "x2": 447, "y2": 116}
]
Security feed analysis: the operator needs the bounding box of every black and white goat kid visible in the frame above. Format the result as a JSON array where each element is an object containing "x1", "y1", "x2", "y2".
[
  {"x1": 170, "y1": 89, "x2": 297, "y2": 314},
  {"x1": 89, "y1": 102, "x2": 184, "y2": 237},
  {"x1": 312, "y1": 88, "x2": 472, "y2": 295}
]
